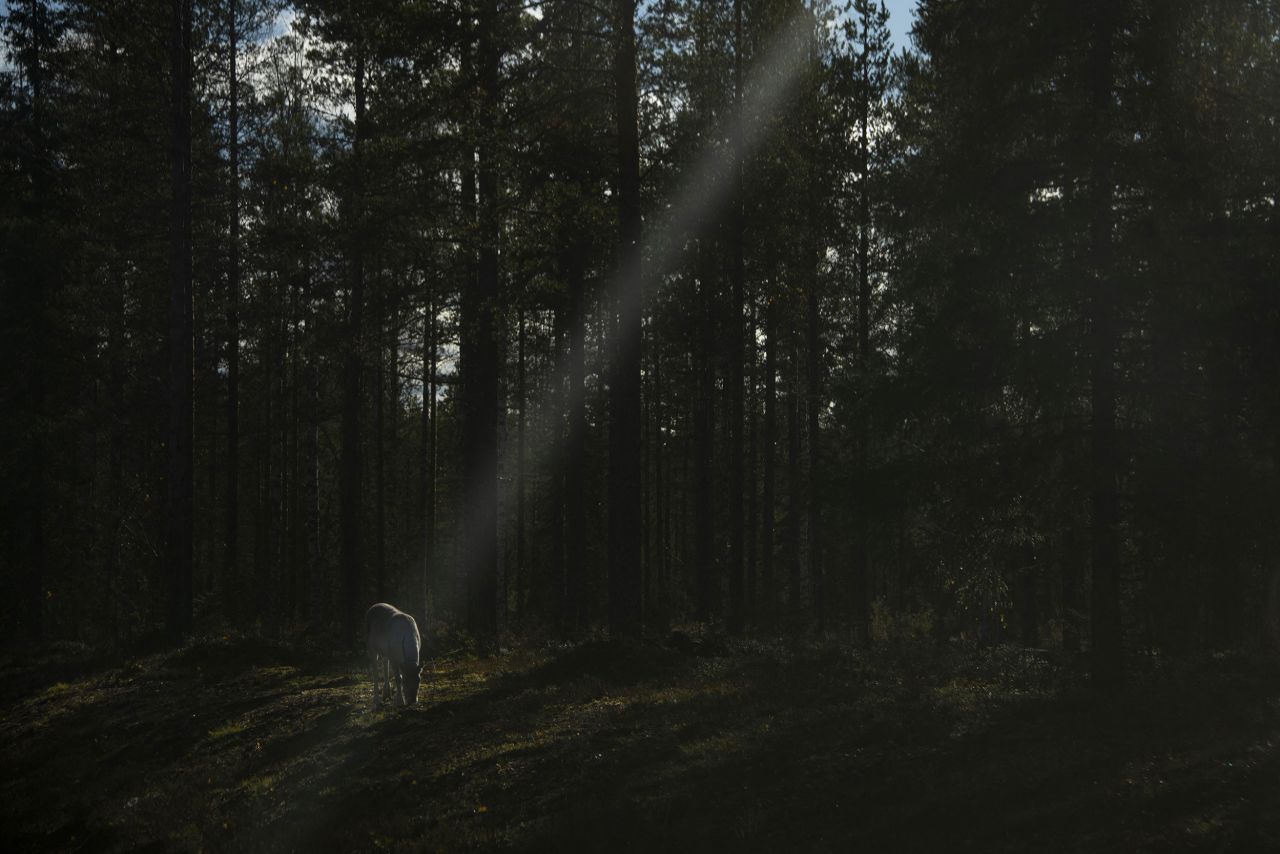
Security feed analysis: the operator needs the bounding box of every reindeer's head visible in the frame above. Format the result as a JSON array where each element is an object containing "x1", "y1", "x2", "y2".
[{"x1": 404, "y1": 664, "x2": 423, "y2": 706}]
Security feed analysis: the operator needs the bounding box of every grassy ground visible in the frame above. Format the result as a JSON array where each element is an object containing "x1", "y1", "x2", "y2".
[{"x1": 1, "y1": 635, "x2": 1278, "y2": 852}]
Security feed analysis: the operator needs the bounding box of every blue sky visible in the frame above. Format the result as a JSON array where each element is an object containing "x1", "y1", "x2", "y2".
[
  {"x1": 883, "y1": 0, "x2": 919, "y2": 54},
  {"x1": 0, "y1": 1, "x2": 919, "y2": 66}
]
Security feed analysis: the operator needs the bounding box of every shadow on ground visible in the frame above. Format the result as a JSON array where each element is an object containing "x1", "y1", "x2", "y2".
[{"x1": 1, "y1": 637, "x2": 1277, "y2": 852}]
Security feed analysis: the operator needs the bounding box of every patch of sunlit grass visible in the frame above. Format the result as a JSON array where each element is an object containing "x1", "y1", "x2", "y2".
[
  {"x1": 1185, "y1": 814, "x2": 1226, "y2": 837},
  {"x1": 634, "y1": 680, "x2": 738, "y2": 707},
  {"x1": 931, "y1": 677, "x2": 993, "y2": 712},
  {"x1": 208, "y1": 720, "x2": 248, "y2": 739},
  {"x1": 677, "y1": 729, "x2": 750, "y2": 765},
  {"x1": 241, "y1": 772, "x2": 283, "y2": 795}
]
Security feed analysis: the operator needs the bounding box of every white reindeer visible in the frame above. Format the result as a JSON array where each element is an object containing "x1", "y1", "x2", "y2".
[{"x1": 365, "y1": 602, "x2": 423, "y2": 708}]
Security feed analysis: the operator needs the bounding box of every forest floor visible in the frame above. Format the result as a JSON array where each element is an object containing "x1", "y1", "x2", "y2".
[{"x1": 1, "y1": 633, "x2": 1278, "y2": 853}]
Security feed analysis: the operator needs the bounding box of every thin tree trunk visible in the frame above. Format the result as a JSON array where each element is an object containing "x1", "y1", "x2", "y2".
[
  {"x1": 565, "y1": 242, "x2": 587, "y2": 632},
  {"x1": 108, "y1": 251, "x2": 126, "y2": 645},
  {"x1": 1061, "y1": 527, "x2": 1082, "y2": 652},
  {"x1": 609, "y1": 0, "x2": 644, "y2": 638},
  {"x1": 694, "y1": 236, "x2": 715, "y2": 624},
  {"x1": 463, "y1": 1, "x2": 501, "y2": 647},
  {"x1": 516, "y1": 306, "x2": 527, "y2": 623},
  {"x1": 166, "y1": 0, "x2": 194, "y2": 641},
  {"x1": 762, "y1": 293, "x2": 777, "y2": 628},
  {"x1": 287, "y1": 283, "x2": 300, "y2": 625},
  {"x1": 273, "y1": 287, "x2": 288, "y2": 635},
  {"x1": 19, "y1": 0, "x2": 47, "y2": 645},
  {"x1": 853, "y1": 23, "x2": 872, "y2": 637},
  {"x1": 807, "y1": 273, "x2": 823, "y2": 632},
  {"x1": 376, "y1": 266, "x2": 386, "y2": 601},
  {"x1": 339, "y1": 50, "x2": 368, "y2": 647},
  {"x1": 727, "y1": 0, "x2": 746, "y2": 635},
  {"x1": 787, "y1": 334, "x2": 802, "y2": 616},
  {"x1": 653, "y1": 318, "x2": 667, "y2": 622},
  {"x1": 255, "y1": 341, "x2": 271, "y2": 627},
  {"x1": 458, "y1": 25, "x2": 477, "y2": 625},
  {"x1": 225, "y1": 0, "x2": 241, "y2": 626},
  {"x1": 421, "y1": 284, "x2": 436, "y2": 625},
  {"x1": 1088, "y1": 1, "x2": 1122, "y2": 691},
  {"x1": 549, "y1": 300, "x2": 567, "y2": 625},
  {"x1": 745, "y1": 299, "x2": 758, "y2": 623},
  {"x1": 805, "y1": 17, "x2": 824, "y2": 632},
  {"x1": 306, "y1": 349, "x2": 321, "y2": 626}
]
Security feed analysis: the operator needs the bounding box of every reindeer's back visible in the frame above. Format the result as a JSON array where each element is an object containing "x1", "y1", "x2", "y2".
[{"x1": 365, "y1": 603, "x2": 398, "y2": 654}]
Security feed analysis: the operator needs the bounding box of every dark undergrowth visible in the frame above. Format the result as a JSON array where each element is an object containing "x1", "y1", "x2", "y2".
[{"x1": 1, "y1": 634, "x2": 1277, "y2": 852}]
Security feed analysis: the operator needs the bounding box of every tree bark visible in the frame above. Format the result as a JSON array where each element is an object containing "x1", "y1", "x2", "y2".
[
  {"x1": 745, "y1": 299, "x2": 758, "y2": 622},
  {"x1": 516, "y1": 306, "x2": 527, "y2": 621},
  {"x1": 16, "y1": 0, "x2": 49, "y2": 644},
  {"x1": 653, "y1": 316, "x2": 667, "y2": 622},
  {"x1": 339, "y1": 49, "x2": 368, "y2": 647},
  {"x1": 421, "y1": 285, "x2": 437, "y2": 626},
  {"x1": 1088, "y1": 1, "x2": 1123, "y2": 691},
  {"x1": 565, "y1": 242, "x2": 587, "y2": 632},
  {"x1": 727, "y1": 0, "x2": 747, "y2": 636},
  {"x1": 225, "y1": 0, "x2": 242, "y2": 625},
  {"x1": 787, "y1": 334, "x2": 802, "y2": 616},
  {"x1": 608, "y1": 0, "x2": 644, "y2": 638},
  {"x1": 462, "y1": 1, "x2": 501, "y2": 647},
  {"x1": 853, "y1": 16, "x2": 872, "y2": 636},
  {"x1": 549, "y1": 299, "x2": 567, "y2": 625},
  {"x1": 306, "y1": 349, "x2": 321, "y2": 626},
  {"x1": 694, "y1": 236, "x2": 715, "y2": 624},
  {"x1": 375, "y1": 267, "x2": 386, "y2": 602},
  {"x1": 805, "y1": 15, "x2": 823, "y2": 631},
  {"x1": 762, "y1": 294, "x2": 777, "y2": 628},
  {"x1": 807, "y1": 271, "x2": 823, "y2": 631},
  {"x1": 166, "y1": 0, "x2": 194, "y2": 641}
]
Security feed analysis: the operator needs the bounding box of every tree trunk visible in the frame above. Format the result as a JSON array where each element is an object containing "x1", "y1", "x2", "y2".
[
  {"x1": 549, "y1": 299, "x2": 567, "y2": 625},
  {"x1": 165, "y1": 0, "x2": 194, "y2": 641},
  {"x1": 653, "y1": 317, "x2": 667, "y2": 622},
  {"x1": 745, "y1": 299, "x2": 758, "y2": 623},
  {"x1": 225, "y1": 0, "x2": 242, "y2": 626},
  {"x1": 565, "y1": 242, "x2": 587, "y2": 632},
  {"x1": 463, "y1": 2, "x2": 501, "y2": 647},
  {"x1": 1088, "y1": 2, "x2": 1122, "y2": 691},
  {"x1": 853, "y1": 29, "x2": 872, "y2": 636},
  {"x1": 306, "y1": 351, "x2": 321, "y2": 626},
  {"x1": 16, "y1": 0, "x2": 49, "y2": 644},
  {"x1": 762, "y1": 294, "x2": 777, "y2": 628},
  {"x1": 694, "y1": 236, "x2": 715, "y2": 624},
  {"x1": 339, "y1": 50, "x2": 367, "y2": 647},
  {"x1": 608, "y1": 0, "x2": 644, "y2": 638},
  {"x1": 1062, "y1": 526, "x2": 1083, "y2": 652},
  {"x1": 375, "y1": 267, "x2": 386, "y2": 602},
  {"x1": 516, "y1": 306, "x2": 527, "y2": 622},
  {"x1": 787, "y1": 334, "x2": 802, "y2": 616},
  {"x1": 805, "y1": 22, "x2": 823, "y2": 632},
  {"x1": 807, "y1": 272, "x2": 823, "y2": 631},
  {"x1": 727, "y1": 0, "x2": 746, "y2": 636},
  {"x1": 108, "y1": 250, "x2": 126, "y2": 644},
  {"x1": 421, "y1": 285, "x2": 436, "y2": 626}
]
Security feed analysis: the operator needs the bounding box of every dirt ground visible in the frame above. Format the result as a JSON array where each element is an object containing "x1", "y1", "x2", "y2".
[{"x1": 1, "y1": 635, "x2": 1277, "y2": 852}]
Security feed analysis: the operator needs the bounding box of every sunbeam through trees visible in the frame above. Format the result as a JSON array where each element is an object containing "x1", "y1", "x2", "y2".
[{"x1": 3, "y1": 0, "x2": 1280, "y2": 849}]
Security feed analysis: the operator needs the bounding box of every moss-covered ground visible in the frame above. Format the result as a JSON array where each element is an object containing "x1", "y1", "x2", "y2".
[{"x1": 2, "y1": 636, "x2": 1278, "y2": 852}]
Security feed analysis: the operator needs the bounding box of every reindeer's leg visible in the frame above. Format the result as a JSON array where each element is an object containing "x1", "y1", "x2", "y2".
[{"x1": 369, "y1": 652, "x2": 381, "y2": 710}]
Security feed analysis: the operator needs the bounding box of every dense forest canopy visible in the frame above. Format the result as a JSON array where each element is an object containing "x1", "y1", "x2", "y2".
[{"x1": 2, "y1": 0, "x2": 1279, "y2": 689}]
